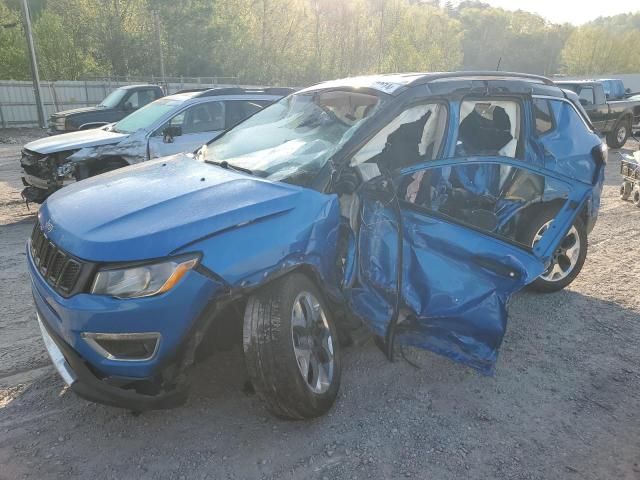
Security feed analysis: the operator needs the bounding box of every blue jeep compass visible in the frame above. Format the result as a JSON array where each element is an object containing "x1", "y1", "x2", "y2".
[{"x1": 28, "y1": 72, "x2": 605, "y2": 418}]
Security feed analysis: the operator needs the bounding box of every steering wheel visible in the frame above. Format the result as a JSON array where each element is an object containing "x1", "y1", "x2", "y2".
[{"x1": 318, "y1": 104, "x2": 350, "y2": 127}]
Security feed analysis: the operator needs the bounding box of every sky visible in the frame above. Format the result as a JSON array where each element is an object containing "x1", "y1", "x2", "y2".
[{"x1": 480, "y1": 0, "x2": 638, "y2": 25}]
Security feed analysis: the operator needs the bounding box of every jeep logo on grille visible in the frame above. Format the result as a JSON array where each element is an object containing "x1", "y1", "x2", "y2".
[{"x1": 43, "y1": 220, "x2": 54, "y2": 234}]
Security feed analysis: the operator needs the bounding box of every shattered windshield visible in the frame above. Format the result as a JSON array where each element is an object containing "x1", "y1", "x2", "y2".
[
  {"x1": 113, "y1": 98, "x2": 182, "y2": 134},
  {"x1": 204, "y1": 90, "x2": 382, "y2": 185},
  {"x1": 99, "y1": 89, "x2": 127, "y2": 108}
]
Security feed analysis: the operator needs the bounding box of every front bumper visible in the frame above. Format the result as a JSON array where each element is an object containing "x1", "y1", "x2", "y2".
[
  {"x1": 28, "y1": 241, "x2": 225, "y2": 410},
  {"x1": 36, "y1": 309, "x2": 186, "y2": 410}
]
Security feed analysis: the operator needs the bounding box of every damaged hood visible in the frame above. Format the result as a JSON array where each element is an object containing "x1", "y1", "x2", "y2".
[
  {"x1": 40, "y1": 154, "x2": 306, "y2": 261},
  {"x1": 25, "y1": 127, "x2": 128, "y2": 155}
]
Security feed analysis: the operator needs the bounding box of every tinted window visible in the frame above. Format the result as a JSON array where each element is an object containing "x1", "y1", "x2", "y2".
[
  {"x1": 99, "y1": 89, "x2": 127, "y2": 108},
  {"x1": 533, "y1": 99, "x2": 553, "y2": 135},
  {"x1": 181, "y1": 102, "x2": 225, "y2": 134},
  {"x1": 226, "y1": 100, "x2": 271, "y2": 128},
  {"x1": 578, "y1": 87, "x2": 594, "y2": 105},
  {"x1": 396, "y1": 162, "x2": 570, "y2": 246}
]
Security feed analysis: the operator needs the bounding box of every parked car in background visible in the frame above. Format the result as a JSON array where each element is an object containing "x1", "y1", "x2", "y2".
[
  {"x1": 48, "y1": 84, "x2": 164, "y2": 135},
  {"x1": 555, "y1": 80, "x2": 640, "y2": 148},
  {"x1": 596, "y1": 78, "x2": 634, "y2": 100},
  {"x1": 21, "y1": 87, "x2": 293, "y2": 203},
  {"x1": 28, "y1": 72, "x2": 605, "y2": 418}
]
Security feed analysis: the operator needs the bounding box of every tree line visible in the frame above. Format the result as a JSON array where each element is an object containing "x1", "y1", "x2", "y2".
[{"x1": 0, "y1": 0, "x2": 638, "y2": 84}]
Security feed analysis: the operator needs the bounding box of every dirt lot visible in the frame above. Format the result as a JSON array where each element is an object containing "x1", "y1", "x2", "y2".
[{"x1": 0, "y1": 128, "x2": 639, "y2": 480}]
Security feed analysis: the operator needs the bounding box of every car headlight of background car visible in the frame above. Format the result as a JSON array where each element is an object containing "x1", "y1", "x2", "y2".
[{"x1": 91, "y1": 255, "x2": 199, "y2": 299}]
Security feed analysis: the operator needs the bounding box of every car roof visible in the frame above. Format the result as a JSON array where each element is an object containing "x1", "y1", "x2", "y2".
[
  {"x1": 299, "y1": 71, "x2": 556, "y2": 96},
  {"x1": 119, "y1": 84, "x2": 159, "y2": 90},
  {"x1": 556, "y1": 80, "x2": 599, "y2": 85}
]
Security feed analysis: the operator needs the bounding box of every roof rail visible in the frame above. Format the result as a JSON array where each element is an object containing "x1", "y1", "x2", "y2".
[
  {"x1": 174, "y1": 88, "x2": 211, "y2": 94},
  {"x1": 419, "y1": 71, "x2": 555, "y2": 87},
  {"x1": 191, "y1": 86, "x2": 296, "y2": 98},
  {"x1": 194, "y1": 87, "x2": 247, "y2": 97}
]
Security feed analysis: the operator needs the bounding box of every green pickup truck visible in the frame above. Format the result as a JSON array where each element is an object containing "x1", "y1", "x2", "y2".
[{"x1": 556, "y1": 80, "x2": 640, "y2": 149}]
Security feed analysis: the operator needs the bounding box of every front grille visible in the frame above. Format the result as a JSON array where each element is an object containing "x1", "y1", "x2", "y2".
[
  {"x1": 31, "y1": 220, "x2": 85, "y2": 295},
  {"x1": 21, "y1": 149, "x2": 49, "y2": 177}
]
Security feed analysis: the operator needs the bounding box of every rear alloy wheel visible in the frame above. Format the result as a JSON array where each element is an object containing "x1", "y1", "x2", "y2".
[
  {"x1": 606, "y1": 119, "x2": 630, "y2": 149},
  {"x1": 519, "y1": 211, "x2": 588, "y2": 293},
  {"x1": 243, "y1": 273, "x2": 341, "y2": 419}
]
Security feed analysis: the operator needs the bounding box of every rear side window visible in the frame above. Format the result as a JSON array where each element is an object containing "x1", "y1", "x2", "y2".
[{"x1": 533, "y1": 99, "x2": 553, "y2": 135}]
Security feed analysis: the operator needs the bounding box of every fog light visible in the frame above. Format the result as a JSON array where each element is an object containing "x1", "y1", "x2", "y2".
[{"x1": 81, "y1": 332, "x2": 160, "y2": 361}]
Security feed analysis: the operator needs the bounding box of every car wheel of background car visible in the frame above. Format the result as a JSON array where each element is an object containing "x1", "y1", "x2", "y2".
[
  {"x1": 633, "y1": 187, "x2": 640, "y2": 208},
  {"x1": 518, "y1": 210, "x2": 588, "y2": 293},
  {"x1": 620, "y1": 181, "x2": 633, "y2": 200},
  {"x1": 243, "y1": 272, "x2": 341, "y2": 419},
  {"x1": 606, "y1": 118, "x2": 630, "y2": 149}
]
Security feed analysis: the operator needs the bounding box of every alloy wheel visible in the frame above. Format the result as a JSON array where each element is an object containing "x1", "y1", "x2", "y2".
[
  {"x1": 533, "y1": 221, "x2": 581, "y2": 282},
  {"x1": 290, "y1": 291, "x2": 335, "y2": 394},
  {"x1": 617, "y1": 125, "x2": 627, "y2": 145}
]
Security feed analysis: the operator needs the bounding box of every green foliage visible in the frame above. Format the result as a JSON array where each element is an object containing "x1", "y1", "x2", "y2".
[
  {"x1": 559, "y1": 12, "x2": 640, "y2": 75},
  {"x1": 561, "y1": 26, "x2": 640, "y2": 75},
  {"x1": 0, "y1": 0, "x2": 638, "y2": 83}
]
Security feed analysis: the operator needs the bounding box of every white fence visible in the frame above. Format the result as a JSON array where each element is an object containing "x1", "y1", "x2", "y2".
[{"x1": 0, "y1": 77, "x2": 241, "y2": 128}]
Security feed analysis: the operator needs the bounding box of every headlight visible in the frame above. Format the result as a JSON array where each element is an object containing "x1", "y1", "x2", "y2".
[
  {"x1": 91, "y1": 255, "x2": 199, "y2": 299},
  {"x1": 55, "y1": 117, "x2": 66, "y2": 131}
]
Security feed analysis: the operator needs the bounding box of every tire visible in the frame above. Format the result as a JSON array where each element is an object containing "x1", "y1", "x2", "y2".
[
  {"x1": 633, "y1": 188, "x2": 640, "y2": 208},
  {"x1": 518, "y1": 210, "x2": 588, "y2": 293},
  {"x1": 243, "y1": 272, "x2": 341, "y2": 419},
  {"x1": 606, "y1": 118, "x2": 630, "y2": 149},
  {"x1": 620, "y1": 181, "x2": 632, "y2": 200}
]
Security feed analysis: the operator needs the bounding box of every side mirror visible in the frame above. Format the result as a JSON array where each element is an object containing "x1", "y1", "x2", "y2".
[
  {"x1": 605, "y1": 93, "x2": 610, "y2": 100},
  {"x1": 163, "y1": 125, "x2": 182, "y2": 143},
  {"x1": 625, "y1": 88, "x2": 631, "y2": 94},
  {"x1": 123, "y1": 102, "x2": 134, "y2": 111},
  {"x1": 579, "y1": 98, "x2": 588, "y2": 106}
]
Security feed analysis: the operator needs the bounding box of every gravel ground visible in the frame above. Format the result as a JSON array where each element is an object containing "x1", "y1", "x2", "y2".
[{"x1": 0, "y1": 128, "x2": 639, "y2": 480}]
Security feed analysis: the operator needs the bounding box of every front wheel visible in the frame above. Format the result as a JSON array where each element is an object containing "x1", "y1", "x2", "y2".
[
  {"x1": 519, "y1": 212, "x2": 588, "y2": 293},
  {"x1": 243, "y1": 273, "x2": 341, "y2": 419}
]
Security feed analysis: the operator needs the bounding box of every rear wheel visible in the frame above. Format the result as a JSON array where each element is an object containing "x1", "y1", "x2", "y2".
[
  {"x1": 620, "y1": 181, "x2": 632, "y2": 200},
  {"x1": 518, "y1": 210, "x2": 588, "y2": 293},
  {"x1": 243, "y1": 273, "x2": 341, "y2": 419},
  {"x1": 606, "y1": 118, "x2": 630, "y2": 149}
]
